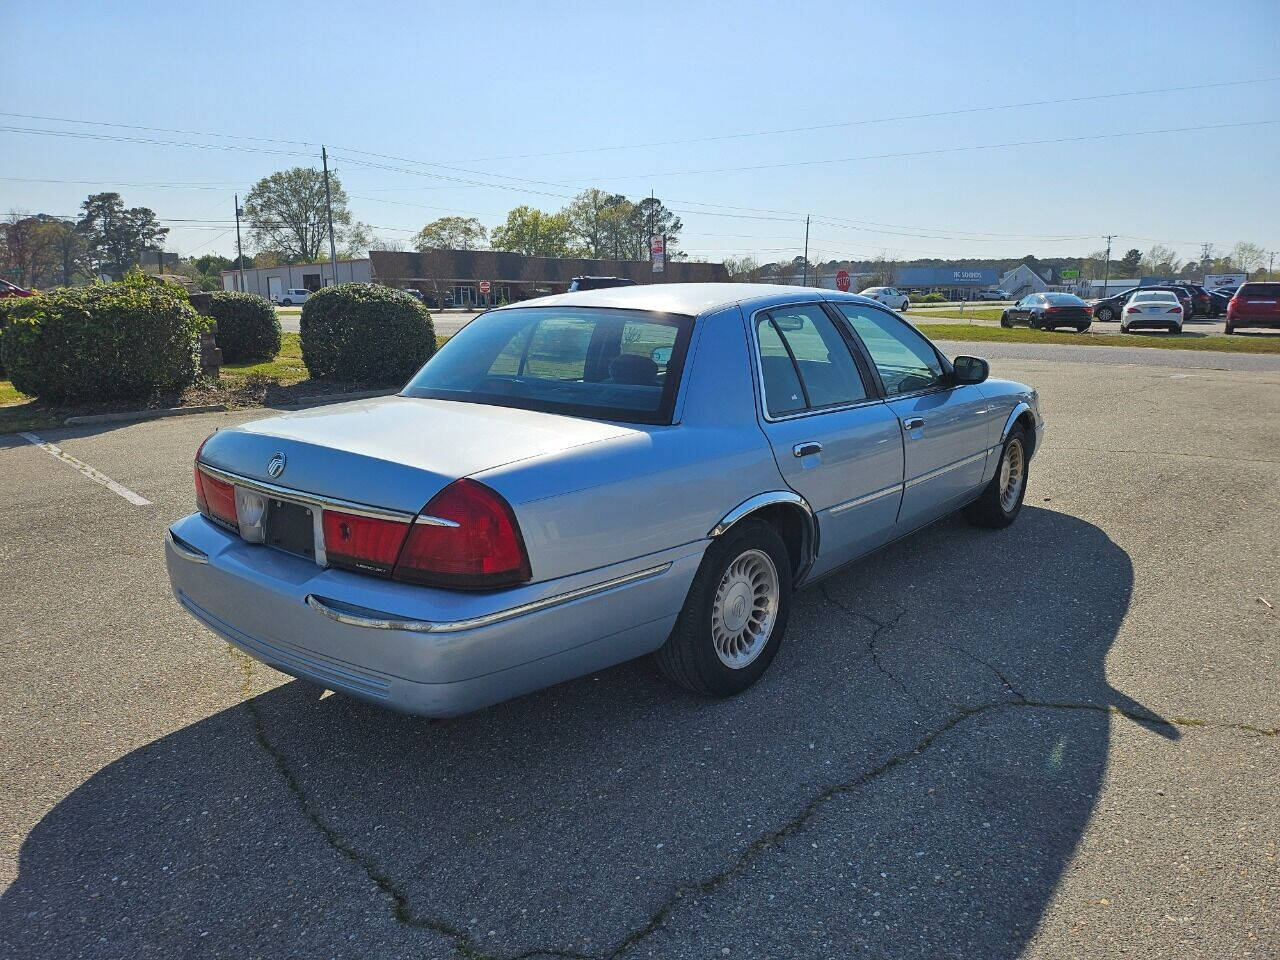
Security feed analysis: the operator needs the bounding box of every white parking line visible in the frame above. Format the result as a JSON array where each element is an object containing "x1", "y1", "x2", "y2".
[{"x1": 19, "y1": 432, "x2": 152, "y2": 506}]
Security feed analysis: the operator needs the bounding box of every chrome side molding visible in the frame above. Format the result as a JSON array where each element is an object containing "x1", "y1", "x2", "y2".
[{"x1": 304, "y1": 562, "x2": 673, "y2": 634}]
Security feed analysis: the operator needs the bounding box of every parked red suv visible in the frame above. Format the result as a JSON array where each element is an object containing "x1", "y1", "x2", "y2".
[
  {"x1": 0, "y1": 279, "x2": 33, "y2": 298},
  {"x1": 1225, "y1": 282, "x2": 1280, "y2": 334}
]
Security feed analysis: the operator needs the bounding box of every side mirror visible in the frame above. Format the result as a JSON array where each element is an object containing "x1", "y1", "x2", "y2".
[{"x1": 952, "y1": 355, "x2": 989, "y2": 385}]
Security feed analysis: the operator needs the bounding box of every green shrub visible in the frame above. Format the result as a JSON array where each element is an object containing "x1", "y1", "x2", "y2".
[
  {"x1": 0, "y1": 298, "x2": 23, "y2": 378},
  {"x1": 920, "y1": 292, "x2": 946, "y2": 303},
  {"x1": 300, "y1": 283, "x2": 435, "y2": 383},
  {"x1": 1, "y1": 281, "x2": 207, "y2": 403},
  {"x1": 208, "y1": 291, "x2": 280, "y2": 363}
]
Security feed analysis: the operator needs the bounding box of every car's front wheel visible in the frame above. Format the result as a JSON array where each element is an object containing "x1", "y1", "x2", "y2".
[
  {"x1": 1000, "y1": 312, "x2": 1012, "y2": 328},
  {"x1": 656, "y1": 518, "x2": 792, "y2": 697},
  {"x1": 966, "y1": 424, "x2": 1029, "y2": 528}
]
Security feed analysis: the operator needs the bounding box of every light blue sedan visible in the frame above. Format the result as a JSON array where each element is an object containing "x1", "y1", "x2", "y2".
[{"x1": 166, "y1": 284, "x2": 1042, "y2": 716}]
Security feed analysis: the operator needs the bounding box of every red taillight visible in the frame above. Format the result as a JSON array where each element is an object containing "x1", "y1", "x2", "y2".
[
  {"x1": 1045, "y1": 306, "x2": 1062, "y2": 314},
  {"x1": 1083, "y1": 305, "x2": 1093, "y2": 314},
  {"x1": 393, "y1": 479, "x2": 531, "y2": 589},
  {"x1": 1126, "y1": 306, "x2": 1141, "y2": 313},
  {"x1": 1168, "y1": 306, "x2": 1182, "y2": 313},
  {"x1": 323, "y1": 510, "x2": 410, "y2": 576},
  {"x1": 200, "y1": 470, "x2": 238, "y2": 528}
]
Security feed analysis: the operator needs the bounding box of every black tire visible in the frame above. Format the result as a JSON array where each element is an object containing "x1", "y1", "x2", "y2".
[
  {"x1": 1000, "y1": 313, "x2": 1012, "y2": 328},
  {"x1": 1096, "y1": 306, "x2": 1115, "y2": 322},
  {"x1": 655, "y1": 518, "x2": 793, "y2": 697},
  {"x1": 281, "y1": 299, "x2": 293, "y2": 306},
  {"x1": 965, "y1": 424, "x2": 1029, "y2": 529},
  {"x1": 1029, "y1": 315, "x2": 1041, "y2": 330},
  {"x1": 1223, "y1": 323, "x2": 1234, "y2": 335},
  {"x1": 901, "y1": 300, "x2": 910, "y2": 312}
]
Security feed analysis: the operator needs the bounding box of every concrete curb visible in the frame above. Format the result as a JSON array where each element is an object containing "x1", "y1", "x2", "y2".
[
  {"x1": 57, "y1": 388, "x2": 398, "y2": 427},
  {"x1": 272, "y1": 388, "x2": 397, "y2": 410},
  {"x1": 64, "y1": 404, "x2": 228, "y2": 426}
]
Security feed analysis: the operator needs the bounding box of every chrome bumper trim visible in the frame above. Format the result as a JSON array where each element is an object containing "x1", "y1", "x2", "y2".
[
  {"x1": 304, "y1": 562, "x2": 674, "y2": 634},
  {"x1": 168, "y1": 530, "x2": 209, "y2": 564}
]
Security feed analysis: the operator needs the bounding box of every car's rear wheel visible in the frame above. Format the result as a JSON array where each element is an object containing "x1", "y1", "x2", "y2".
[
  {"x1": 1096, "y1": 306, "x2": 1115, "y2": 322},
  {"x1": 901, "y1": 300, "x2": 910, "y2": 312},
  {"x1": 1000, "y1": 313, "x2": 1012, "y2": 328},
  {"x1": 1224, "y1": 322, "x2": 1235, "y2": 334},
  {"x1": 281, "y1": 299, "x2": 293, "y2": 306},
  {"x1": 965, "y1": 424, "x2": 1029, "y2": 529},
  {"x1": 656, "y1": 518, "x2": 792, "y2": 697}
]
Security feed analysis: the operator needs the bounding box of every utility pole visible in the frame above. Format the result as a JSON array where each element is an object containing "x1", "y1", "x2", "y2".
[
  {"x1": 1269, "y1": 251, "x2": 1275, "y2": 280},
  {"x1": 234, "y1": 193, "x2": 245, "y2": 293},
  {"x1": 1101, "y1": 234, "x2": 1114, "y2": 296},
  {"x1": 321, "y1": 146, "x2": 338, "y2": 285},
  {"x1": 802, "y1": 215, "x2": 810, "y2": 286}
]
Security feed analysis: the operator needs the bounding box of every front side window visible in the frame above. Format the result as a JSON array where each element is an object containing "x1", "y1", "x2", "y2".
[
  {"x1": 402, "y1": 307, "x2": 693, "y2": 424},
  {"x1": 755, "y1": 305, "x2": 868, "y2": 418},
  {"x1": 835, "y1": 303, "x2": 944, "y2": 396}
]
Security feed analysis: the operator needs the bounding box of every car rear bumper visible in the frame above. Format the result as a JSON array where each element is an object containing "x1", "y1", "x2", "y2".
[
  {"x1": 166, "y1": 513, "x2": 704, "y2": 716},
  {"x1": 1123, "y1": 319, "x2": 1181, "y2": 331}
]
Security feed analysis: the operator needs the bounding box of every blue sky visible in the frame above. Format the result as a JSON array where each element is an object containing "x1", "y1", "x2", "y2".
[{"x1": 5, "y1": 0, "x2": 1278, "y2": 266}]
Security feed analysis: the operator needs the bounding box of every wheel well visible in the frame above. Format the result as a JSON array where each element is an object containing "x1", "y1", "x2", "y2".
[
  {"x1": 744, "y1": 503, "x2": 813, "y2": 580},
  {"x1": 1015, "y1": 410, "x2": 1037, "y2": 457}
]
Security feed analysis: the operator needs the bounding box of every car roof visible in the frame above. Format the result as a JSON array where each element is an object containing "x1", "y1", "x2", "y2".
[
  {"x1": 1130, "y1": 289, "x2": 1178, "y2": 297},
  {"x1": 492, "y1": 282, "x2": 889, "y2": 317}
]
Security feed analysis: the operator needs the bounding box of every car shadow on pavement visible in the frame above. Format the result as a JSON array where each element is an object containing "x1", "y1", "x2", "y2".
[{"x1": 2, "y1": 507, "x2": 1172, "y2": 959}]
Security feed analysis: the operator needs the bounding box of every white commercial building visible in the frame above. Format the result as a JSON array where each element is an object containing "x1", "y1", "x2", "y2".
[{"x1": 221, "y1": 259, "x2": 371, "y2": 299}]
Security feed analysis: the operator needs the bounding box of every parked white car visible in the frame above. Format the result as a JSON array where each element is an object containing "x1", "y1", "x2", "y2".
[
  {"x1": 273, "y1": 288, "x2": 312, "y2": 306},
  {"x1": 858, "y1": 286, "x2": 910, "y2": 311},
  {"x1": 977, "y1": 289, "x2": 1011, "y2": 301},
  {"x1": 1120, "y1": 290, "x2": 1184, "y2": 334}
]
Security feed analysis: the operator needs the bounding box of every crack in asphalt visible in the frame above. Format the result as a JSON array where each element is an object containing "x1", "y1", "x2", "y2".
[
  {"x1": 817, "y1": 584, "x2": 927, "y2": 710},
  {"x1": 239, "y1": 653, "x2": 1276, "y2": 960}
]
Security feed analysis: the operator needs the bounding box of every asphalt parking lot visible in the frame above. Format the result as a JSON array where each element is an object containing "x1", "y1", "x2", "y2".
[{"x1": 2, "y1": 341, "x2": 1276, "y2": 959}]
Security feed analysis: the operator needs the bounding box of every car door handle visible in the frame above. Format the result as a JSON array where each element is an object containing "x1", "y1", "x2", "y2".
[
  {"x1": 793, "y1": 442, "x2": 822, "y2": 458},
  {"x1": 902, "y1": 417, "x2": 926, "y2": 431}
]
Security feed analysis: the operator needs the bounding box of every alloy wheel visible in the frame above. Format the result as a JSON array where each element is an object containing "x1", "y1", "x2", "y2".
[{"x1": 710, "y1": 549, "x2": 779, "y2": 669}]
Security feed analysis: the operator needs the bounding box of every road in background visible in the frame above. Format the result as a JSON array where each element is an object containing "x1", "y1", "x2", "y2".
[{"x1": 2, "y1": 345, "x2": 1276, "y2": 959}]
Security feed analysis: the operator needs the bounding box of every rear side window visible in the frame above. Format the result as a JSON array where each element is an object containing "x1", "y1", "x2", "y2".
[
  {"x1": 755, "y1": 305, "x2": 868, "y2": 418},
  {"x1": 402, "y1": 306, "x2": 693, "y2": 424},
  {"x1": 1240, "y1": 283, "x2": 1280, "y2": 297},
  {"x1": 835, "y1": 303, "x2": 944, "y2": 396}
]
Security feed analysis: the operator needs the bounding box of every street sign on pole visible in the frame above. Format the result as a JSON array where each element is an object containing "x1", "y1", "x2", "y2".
[
  {"x1": 478, "y1": 280, "x2": 491, "y2": 295},
  {"x1": 835, "y1": 269, "x2": 851, "y2": 292},
  {"x1": 1060, "y1": 269, "x2": 1080, "y2": 279},
  {"x1": 650, "y1": 235, "x2": 665, "y2": 273}
]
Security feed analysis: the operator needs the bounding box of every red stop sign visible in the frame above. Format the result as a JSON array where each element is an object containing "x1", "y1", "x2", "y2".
[{"x1": 836, "y1": 269, "x2": 850, "y2": 292}]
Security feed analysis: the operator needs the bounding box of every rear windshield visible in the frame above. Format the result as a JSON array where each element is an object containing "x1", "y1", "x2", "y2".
[
  {"x1": 1043, "y1": 293, "x2": 1084, "y2": 304},
  {"x1": 1132, "y1": 291, "x2": 1176, "y2": 301},
  {"x1": 1240, "y1": 283, "x2": 1280, "y2": 296},
  {"x1": 401, "y1": 306, "x2": 694, "y2": 424}
]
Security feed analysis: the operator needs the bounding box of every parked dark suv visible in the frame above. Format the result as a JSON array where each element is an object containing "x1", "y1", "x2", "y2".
[{"x1": 567, "y1": 276, "x2": 638, "y2": 292}]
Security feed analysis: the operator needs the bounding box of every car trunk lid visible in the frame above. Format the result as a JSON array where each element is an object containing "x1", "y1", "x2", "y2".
[{"x1": 199, "y1": 395, "x2": 633, "y2": 515}]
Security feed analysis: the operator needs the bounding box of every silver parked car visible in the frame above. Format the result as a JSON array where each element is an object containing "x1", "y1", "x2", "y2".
[{"x1": 166, "y1": 284, "x2": 1043, "y2": 717}]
